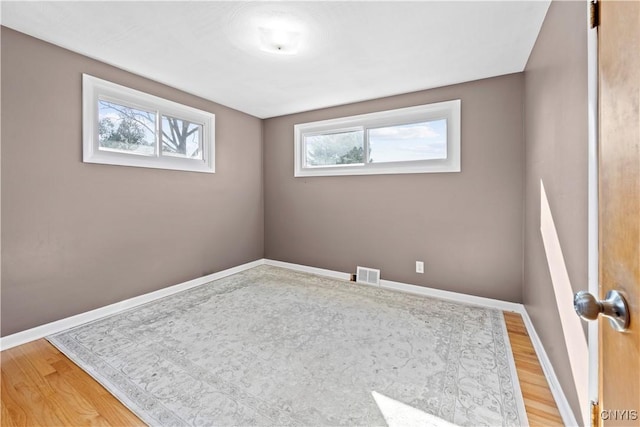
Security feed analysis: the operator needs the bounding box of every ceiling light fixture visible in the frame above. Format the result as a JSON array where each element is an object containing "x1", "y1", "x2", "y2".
[{"x1": 259, "y1": 26, "x2": 301, "y2": 55}]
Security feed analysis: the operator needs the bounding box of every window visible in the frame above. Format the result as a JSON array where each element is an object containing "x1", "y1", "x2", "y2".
[
  {"x1": 294, "y1": 100, "x2": 460, "y2": 177},
  {"x1": 83, "y1": 74, "x2": 215, "y2": 173}
]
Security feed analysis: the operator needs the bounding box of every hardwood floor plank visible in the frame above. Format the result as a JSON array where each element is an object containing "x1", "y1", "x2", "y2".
[
  {"x1": 527, "y1": 407, "x2": 566, "y2": 427},
  {"x1": 513, "y1": 358, "x2": 547, "y2": 374},
  {"x1": 504, "y1": 312, "x2": 564, "y2": 426},
  {"x1": 1, "y1": 341, "x2": 143, "y2": 427},
  {"x1": 521, "y1": 384, "x2": 560, "y2": 403},
  {"x1": 517, "y1": 369, "x2": 555, "y2": 388},
  {"x1": 1, "y1": 399, "x2": 20, "y2": 427},
  {"x1": 2, "y1": 347, "x2": 57, "y2": 398},
  {"x1": 1, "y1": 360, "x2": 69, "y2": 426},
  {"x1": 1, "y1": 371, "x2": 31, "y2": 427},
  {"x1": 15, "y1": 343, "x2": 58, "y2": 378},
  {"x1": 509, "y1": 333, "x2": 538, "y2": 346},
  {"x1": 524, "y1": 397, "x2": 564, "y2": 417},
  {"x1": 50, "y1": 358, "x2": 145, "y2": 426},
  {"x1": 44, "y1": 370, "x2": 111, "y2": 426},
  {"x1": 29, "y1": 339, "x2": 65, "y2": 365}
]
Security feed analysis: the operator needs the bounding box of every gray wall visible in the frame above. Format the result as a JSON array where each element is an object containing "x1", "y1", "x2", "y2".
[
  {"x1": 1, "y1": 28, "x2": 264, "y2": 336},
  {"x1": 523, "y1": 1, "x2": 588, "y2": 423},
  {"x1": 264, "y1": 74, "x2": 525, "y2": 302}
]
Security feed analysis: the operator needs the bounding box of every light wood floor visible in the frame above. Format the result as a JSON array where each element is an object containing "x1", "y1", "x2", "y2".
[
  {"x1": 504, "y1": 311, "x2": 564, "y2": 426},
  {"x1": 1, "y1": 311, "x2": 563, "y2": 426}
]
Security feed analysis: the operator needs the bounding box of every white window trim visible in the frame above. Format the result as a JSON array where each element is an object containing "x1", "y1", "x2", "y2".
[
  {"x1": 82, "y1": 74, "x2": 215, "y2": 173},
  {"x1": 294, "y1": 99, "x2": 461, "y2": 177}
]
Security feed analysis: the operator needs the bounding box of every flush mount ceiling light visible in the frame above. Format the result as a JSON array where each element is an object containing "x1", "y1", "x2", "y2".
[
  {"x1": 259, "y1": 26, "x2": 301, "y2": 55},
  {"x1": 255, "y1": 9, "x2": 305, "y2": 55},
  {"x1": 222, "y1": 5, "x2": 308, "y2": 57}
]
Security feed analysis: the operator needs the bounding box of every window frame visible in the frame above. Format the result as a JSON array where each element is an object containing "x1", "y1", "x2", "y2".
[
  {"x1": 82, "y1": 74, "x2": 215, "y2": 173},
  {"x1": 294, "y1": 99, "x2": 461, "y2": 177}
]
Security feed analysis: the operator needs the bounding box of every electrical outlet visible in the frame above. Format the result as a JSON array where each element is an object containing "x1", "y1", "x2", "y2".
[{"x1": 416, "y1": 261, "x2": 424, "y2": 274}]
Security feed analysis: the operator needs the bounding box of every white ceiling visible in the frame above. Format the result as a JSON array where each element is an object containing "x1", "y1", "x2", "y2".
[{"x1": 1, "y1": 1, "x2": 550, "y2": 119}]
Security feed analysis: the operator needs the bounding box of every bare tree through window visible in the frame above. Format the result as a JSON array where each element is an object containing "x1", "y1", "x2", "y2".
[{"x1": 98, "y1": 100, "x2": 202, "y2": 159}]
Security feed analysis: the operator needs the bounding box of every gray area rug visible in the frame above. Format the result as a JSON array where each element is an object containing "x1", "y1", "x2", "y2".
[{"x1": 48, "y1": 265, "x2": 528, "y2": 426}]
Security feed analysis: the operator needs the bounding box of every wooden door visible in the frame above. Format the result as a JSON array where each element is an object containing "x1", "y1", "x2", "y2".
[{"x1": 598, "y1": 1, "x2": 640, "y2": 426}]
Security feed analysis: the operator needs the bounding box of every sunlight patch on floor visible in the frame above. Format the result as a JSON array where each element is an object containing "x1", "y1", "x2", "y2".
[{"x1": 372, "y1": 391, "x2": 458, "y2": 427}]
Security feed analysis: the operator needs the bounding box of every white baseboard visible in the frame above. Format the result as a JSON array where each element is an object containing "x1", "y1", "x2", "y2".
[
  {"x1": 379, "y1": 278, "x2": 524, "y2": 313},
  {"x1": 264, "y1": 259, "x2": 352, "y2": 281},
  {"x1": 0, "y1": 259, "x2": 266, "y2": 351},
  {"x1": 520, "y1": 309, "x2": 580, "y2": 427},
  {"x1": 0, "y1": 257, "x2": 578, "y2": 427},
  {"x1": 265, "y1": 259, "x2": 523, "y2": 312}
]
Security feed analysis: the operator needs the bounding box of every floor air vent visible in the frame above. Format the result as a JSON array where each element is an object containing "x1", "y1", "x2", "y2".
[{"x1": 356, "y1": 266, "x2": 380, "y2": 286}]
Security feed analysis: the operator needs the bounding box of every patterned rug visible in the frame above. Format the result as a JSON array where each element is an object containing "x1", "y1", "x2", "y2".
[{"x1": 48, "y1": 265, "x2": 528, "y2": 426}]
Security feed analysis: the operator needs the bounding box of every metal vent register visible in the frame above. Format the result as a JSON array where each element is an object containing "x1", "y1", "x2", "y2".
[{"x1": 356, "y1": 266, "x2": 380, "y2": 286}]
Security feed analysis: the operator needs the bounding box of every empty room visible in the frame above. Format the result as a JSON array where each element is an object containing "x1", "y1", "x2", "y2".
[{"x1": 2, "y1": 1, "x2": 639, "y2": 426}]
